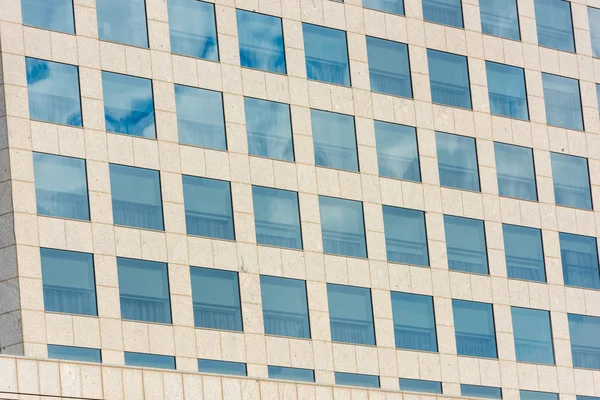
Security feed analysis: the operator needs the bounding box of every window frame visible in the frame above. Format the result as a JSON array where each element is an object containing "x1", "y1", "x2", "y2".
[
  {"x1": 541, "y1": 71, "x2": 585, "y2": 131},
  {"x1": 318, "y1": 195, "x2": 368, "y2": 259},
  {"x1": 427, "y1": 49, "x2": 473, "y2": 110},
  {"x1": 22, "y1": 0, "x2": 77, "y2": 34},
  {"x1": 391, "y1": 291, "x2": 438, "y2": 352},
  {"x1": 479, "y1": 0, "x2": 521, "y2": 41},
  {"x1": 485, "y1": 61, "x2": 530, "y2": 121},
  {"x1": 502, "y1": 223, "x2": 547, "y2": 283},
  {"x1": 374, "y1": 120, "x2": 421, "y2": 182},
  {"x1": 365, "y1": 35, "x2": 413, "y2": 99},
  {"x1": 493, "y1": 142, "x2": 538, "y2": 202},
  {"x1": 436, "y1": 131, "x2": 481, "y2": 192},
  {"x1": 96, "y1": 0, "x2": 150, "y2": 48},
  {"x1": 260, "y1": 275, "x2": 311, "y2": 339},
  {"x1": 382, "y1": 205, "x2": 430, "y2": 267},
  {"x1": 533, "y1": 0, "x2": 576, "y2": 53},
  {"x1": 167, "y1": 0, "x2": 219, "y2": 61},
  {"x1": 511, "y1": 306, "x2": 556, "y2": 365},
  {"x1": 327, "y1": 283, "x2": 376, "y2": 346},
  {"x1": 452, "y1": 299, "x2": 498, "y2": 359},
  {"x1": 444, "y1": 215, "x2": 490, "y2": 275},
  {"x1": 550, "y1": 152, "x2": 593, "y2": 210},
  {"x1": 422, "y1": 0, "x2": 465, "y2": 29},
  {"x1": 302, "y1": 22, "x2": 352, "y2": 87}
]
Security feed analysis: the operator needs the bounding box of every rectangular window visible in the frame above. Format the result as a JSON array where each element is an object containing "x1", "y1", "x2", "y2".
[
  {"x1": 327, "y1": 284, "x2": 375, "y2": 345},
  {"x1": 578, "y1": 397, "x2": 600, "y2": 400},
  {"x1": 47, "y1": 345, "x2": 101, "y2": 363},
  {"x1": 383, "y1": 206, "x2": 429, "y2": 266},
  {"x1": 399, "y1": 379, "x2": 442, "y2": 394},
  {"x1": 245, "y1": 97, "x2": 294, "y2": 162},
  {"x1": 109, "y1": 164, "x2": 164, "y2": 230},
  {"x1": 252, "y1": 186, "x2": 302, "y2": 249},
  {"x1": 260, "y1": 276, "x2": 310, "y2": 338},
  {"x1": 542, "y1": 73, "x2": 583, "y2": 131},
  {"x1": 268, "y1": 366, "x2": 315, "y2": 382},
  {"x1": 427, "y1": 50, "x2": 471, "y2": 109},
  {"x1": 422, "y1": 0, "x2": 463, "y2": 28},
  {"x1": 33, "y1": 153, "x2": 89, "y2": 221},
  {"x1": 591, "y1": 7, "x2": 600, "y2": 58},
  {"x1": 453, "y1": 299, "x2": 497, "y2": 358},
  {"x1": 521, "y1": 391, "x2": 558, "y2": 400},
  {"x1": 167, "y1": 0, "x2": 218, "y2": 61},
  {"x1": 494, "y1": 143, "x2": 537, "y2": 201},
  {"x1": 125, "y1": 352, "x2": 175, "y2": 370},
  {"x1": 512, "y1": 307, "x2": 555, "y2": 364},
  {"x1": 198, "y1": 359, "x2": 247, "y2": 376},
  {"x1": 117, "y1": 257, "x2": 171, "y2": 324},
  {"x1": 363, "y1": 0, "x2": 404, "y2": 15},
  {"x1": 568, "y1": 313, "x2": 600, "y2": 370},
  {"x1": 97, "y1": 0, "x2": 148, "y2": 47},
  {"x1": 486, "y1": 62, "x2": 528, "y2": 120},
  {"x1": 175, "y1": 85, "x2": 226, "y2": 150},
  {"x1": 461, "y1": 385, "x2": 502, "y2": 399},
  {"x1": 550, "y1": 152, "x2": 592, "y2": 210},
  {"x1": 445, "y1": 216, "x2": 488, "y2": 275},
  {"x1": 436, "y1": 132, "x2": 480, "y2": 191},
  {"x1": 311, "y1": 109, "x2": 358, "y2": 172},
  {"x1": 190, "y1": 267, "x2": 242, "y2": 331},
  {"x1": 22, "y1": 0, "x2": 75, "y2": 33},
  {"x1": 391, "y1": 292, "x2": 437, "y2": 351},
  {"x1": 375, "y1": 121, "x2": 420, "y2": 182},
  {"x1": 102, "y1": 72, "x2": 156, "y2": 138},
  {"x1": 237, "y1": 10, "x2": 286, "y2": 74},
  {"x1": 41, "y1": 248, "x2": 97, "y2": 316},
  {"x1": 366, "y1": 37, "x2": 412, "y2": 98},
  {"x1": 479, "y1": 0, "x2": 520, "y2": 40},
  {"x1": 503, "y1": 224, "x2": 546, "y2": 282},
  {"x1": 302, "y1": 23, "x2": 350, "y2": 86},
  {"x1": 183, "y1": 175, "x2": 234, "y2": 240},
  {"x1": 319, "y1": 196, "x2": 367, "y2": 258},
  {"x1": 335, "y1": 372, "x2": 380, "y2": 389},
  {"x1": 25, "y1": 58, "x2": 82, "y2": 127},
  {"x1": 560, "y1": 232, "x2": 600, "y2": 290},
  {"x1": 534, "y1": 0, "x2": 575, "y2": 52}
]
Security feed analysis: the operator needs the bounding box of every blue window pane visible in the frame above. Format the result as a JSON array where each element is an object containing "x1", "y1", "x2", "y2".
[
  {"x1": 427, "y1": 50, "x2": 471, "y2": 109},
  {"x1": 327, "y1": 284, "x2": 375, "y2": 345},
  {"x1": 391, "y1": 292, "x2": 437, "y2": 351},
  {"x1": 245, "y1": 97, "x2": 294, "y2": 161},
  {"x1": 542, "y1": 73, "x2": 583, "y2": 130},
  {"x1": 47, "y1": 345, "x2": 101, "y2": 363},
  {"x1": 578, "y1": 396, "x2": 600, "y2": 400},
  {"x1": 383, "y1": 206, "x2": 429, "y2": 266},
  {"x1": 436, "y1": 132, "x2": 480, "y2": 191},
  {"x1": 311, "y1": 109, "x2": 358, "y2": 172},
  {"x1": 560, "y1": 232, "x2": 600, "y2": 290},
  {"x1": 550, "y1": 152, "x2": 592, "y2": 210},
  {"x1": 486, "y1": 62, "x2": 528, "y2": 120},
  {"x1": 125, "y1": 352, "x2": 175, "y2": 370},
  {"x1": 268, "y1": 366, "x2": 315, "y2": 382},
  {"x1": 461, "y1": 385, "x2": 502, "y2": 399},
  {"x1": 423, "y1": 0, "x2": 463, "y2": 28},
  {"x1": 252, "y1": 186, "x2": 302, "y2": 249},
  {"x1": 445, "y1": 216, "x2": 488, "y2": 275},
  {"x1": 512, "y1": 307, "x2": 555, "y2": 364},
  {"x1": 335, "y1": 372, "x2": 380, "y2": 388},
  {"x1": 503, "y1": 224, "x2": 546, "y2": 282},
  {"x1": 568, "y1": 313, "x2": 600, "y2": 369},
  {"x1": 117, "y1": 258, "x2": 171, "y2": 324},
  {"x1": 494, "y1": 143, "x2": 537, "y2": 201},
  {"x1": 534, "y1": 0, "x2": 574, "y2": 52},
  {"x1": 453, "y1": 300, "x2": 497, "y2": 358},
  {"x1": 375, "y1": 121, "x2": 420, "y2": 182},
  {"x1": 183, "y1": 175, "x2": 234, "y2": 240},
  {"x1": 302, "y1": 23, "x2": 350, "y2": 86},
  {"x1": 363, "y1": 0, "x2": 404, "y2": 15},
  {"x1": 399, "y1": 379, "x2": 442, "y2": 394},
  {"x1": 41, "y1": 248, "x2": 97, "y2": 316},
  {"x1": 479, "y1": 0, "x2": 520, "y2": 40},
  {"x1": 591, "y1": 7, "x2": 600, "y2": 58},
  {"x1": 319, "y1": 196, "x2": 367, "y2": 258},
  {"x1": 33, "y1": 153, "x2": 89, "y2": 220},
  {"x1": 22, "y1": 0, "x2": 74, "y2": 33},
  {"x1": 237, "y1": 10, "x2": 286, "y2": 74},
  {"x1": 167, "y1": 0, "x2": 218, "y2": 61},
  {"x1": 25, "y1": 58, "x2": 82, "y2": 127},
  {"x1": 260, "y1": 276, "x2": 310, "y2": 338},
  {"x1": 198, "y1": 359, "x2": 247, "y2": 376},
  {"x1": 175, "y1": 84, "x2": 226, "y2": 150},
  {"x1": 190, "y1": 267, "x2": 242, "y2": 331},
  {"x1": 366, "y1": 37, "x2": 412, "y2": 98},
  {"x1": 109, "y1": 164, "x2": 164, "y2": 230},
  {"x1": 97, "y1": 0, "x2": 148, "y2": 47},
  {"x1": 102, "y1": 72, "x2": 155, "y2": 138},
  {"x1": 521, "y1": 391, "x2": 558, "y2": 400}
]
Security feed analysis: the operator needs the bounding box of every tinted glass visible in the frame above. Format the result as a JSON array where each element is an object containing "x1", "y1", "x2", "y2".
[
  {"x1": 125, "y1": 352, "x2": 175, "y2": 370},
  {"x1": 319, "y1": 196, "x2": 367, "y2": 258},
  {"x1": 302, "y1": 23, "x2": 350, "y2": 86},
  {"x1": 363, "y1": 0, "x2": 404, "y2": 15},
  {"x1": 175, "y1": 85, "x2": 226, "y2": 150},
  {"x1": 534, "y1": 0, "x2": 574, "y2": 52},
  {"x1": 479, "y1": 0, "x2": 520, "y2": 40},
  {"x1": 366, "y1": 37, "x2": 412, "y2": 98},
  {"x1": 198, "y1": 359, "x2": 247, "y2": 376},
  {"x1": 391, "y1": 292, "x2": 437, "y2": 351},
  {"x1": 521, "y1": 392, "x2": 559, "y2": 400},
  {"x1": 503, "y1": 224, "x2": 545, "y2": 282},
  {"x1": 512, "y1": 307, "x2": 555, "y2": 364},
  {"x1": 252, "y1": 186, "x2": 302, "y2": 249},
  {"x1": 237, "y1": 10, "x2": 286, "y2": 74},
  {"x1": 591, "y1": 7, "x2": 600, "y2": 58},
  {"x1": 33, "y1": 153, "x2": 89, "y2": 220},
  {"x1": 578, "y1": 396, "x2": 600, "y2": 400},
  {"x1": 453, "y1": 300, "x2": 497, "y2": 358},
  {"x1": 261, "y1": 276, "x2": 310, "y2": 338},
  {"x1": 311, "y1": 109, "x2": 358, "y2": 172},
  {"x1": 110, "y1": 164, "x2": 164, "y2": 230},
  {"x1": 97, "y1": 0, "x2": 148, "y2": 47},
  {"x1": 47, "y1": 345, "x2": 101, "y2": 363},
  {"x1": 41, "y1": 248, "x2": 96, "y2": 316},
  {"x1": 494, "y1": 143, "x2": 536, "y2": 201},
  {"x1": 550, "y1": 152, "x2": 592, "y2": 210},
  {"x1": 568, "y1": 313, "x2": 600, "y2": 369},
  {"x1": 399, "y1": 379, "x2": 442, "y2": 394},
  {"x1": 117, "y1": 258, "x2": 171, "y2": 324},
  {"x1": 383, "y1": 206, "x2": 429, "y2": 266},
  {"x1": 428, "y1": 50, "x2": 471, "y2": 109},
  {"x1": 168, "y1": 0, "x2": 218, "y2": 61},
  {"x1": 542, "y1": 73, "x2": 583, "y2": 131},
  {"x1": 559, "y1": 232, "x2": 600, "y2": 290},
  {"x1": 245, "y1": 97, "x2": 294, "y2": 161},
  {"x1": 436, "y1": 132, "x2": 480, "y2": 191},
  {"x1": 190, "y1": 267, "x2": 242, "y2": 331},
  {"x1": 327, "y1": 284, "x2": 375, "y2": 345},
  {"x1": 423, "y1": 0, "x2": 463, "y2": 27},
  {"x1": 25, "y1": 58, "x2": 82, "y2": 127},
  {"x1": 335, "y1": 372, "x2": 380, "y2": 388},
  {"x1": 22, "y1": 0, "x2": 75, "y2": 33},
  {"x1": 375, "y1": 121, "x2": 420, "y2": 182},
  {"x1": 445, "y1": 216, "x2": 488, "y2": 274},
  {"x1": 486, "y1": 62, "x2": 528, "y2": 120},
  {"x1": 268, "y1": 366, "x2": 315, "y2": 382},
  {"x1": 461, "y1": 385, "x2": 502, "y2": 399},
  {"x1": 183, "y1": 175, "x2": 234, "y2": 240}
]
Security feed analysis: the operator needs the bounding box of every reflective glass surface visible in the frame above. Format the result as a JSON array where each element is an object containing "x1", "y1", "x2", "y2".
[
  {"x1": 590, "y1": 7, "x2": 600, "y2": 58},
  {"x1": 260, "y1": 276, "x2": 310, "y2": 338},
  {"x1": 175, "y1": 85, "x2": 226, "y2": 150},
  {"x1": 550, "y1": 152, "x2": 592, "y2": 210},
  {"x1": 327, "y1": 284, "x2": 375, "y2": 345},
  {"x1": 534, "y1": 0, "x2": 575, "y2": 52},
  {"x1": 399, "y1": 379, "x2": 443, "y2": 394},
  {"x1": 47, "y1": 345, "x2": 101, "y2": 363},
  {"x1": 366, "y1": 36, "x2": 412, "y2": 98},
  {"x1": 302, "y1": 23, "x2": 350, "y2": 86},
  {"x1": 374, "y1": 121, "x2": 420, "y2": 181},
  {"x1": 319, "y1": 196, "x2": 367, "y2": 258},
  {"x1": 494, "y1": 143, "x2": 536, "y2": 201},
  {"x1": 22, "y1": 0, "x2": 75, "y2": 33},
  {"x1": 512, "y1": 307, "x2": 555, "y2": 364},
  {"x1": 428, "y1": 50, "x2": 471, "y2": 109},
  {"x1": 252, "y1": 186, "x2": 302, "y2": 249},
  {"x1": 311, "y1": 109, "x2": 358, "y2": 171},
  {"x1": 363, "y1": 0, "x2": 404, "y2": 15},
  {"x1": 445, "y1": 216, "x2": 488, "y2": 274},
  {"x1": 168, "y1": 0, "x2": 218, "y2": 60},
  {"x1": 335, "y1": 372, "x2": 380, "y2": 388},
  {"x1": 125, "y1": 352, "x2": 175, "y2": 370},
  {"x1": 503, "y1": 224, "x2": 546, "y2": 282},
  {"x1": 382, "y1": 206, "x2": 429, "y2": 266},
  {"x1": 568, "y1": 313, "x2": 600, "y2": 370},
  {"x1": 422, "y1": 0, "x2": 464, "y2": 28},
  {"x1": 391, "y1": 292, "x2": 437, "y2": 351},
  {"x1": 452, "y1": 300, "x2": 497, "y2": 358},
  {"x1": 245, "y1": 97, "x2": 294, "y2": 161},
  {"x1": 559, "y1": 232, "x2": 600, "y2": 290},
  {"x1": 198, "y1": 359, "x2": 247, "y2": 376},
  {"x1": 97, "y1": 0, "x2": 148, "y2": 47},
  {"x1": 436, "y1": 132, "x2": 480, "y2": 191},
  {"x1": 578, "y1": 396, "x2": 600, "y2": 400},
  {"x1": 268, "y1": 366, "x2": 315, "y2": 382},
  {"x1": 521, "y1": 392, "x2": 559, "y2": 400},
  {"x1": 237, "y1": 10, "x2": 286, "y2": 73},
  {"x1": 486, "y1": 62, "x2": 528, "y2": 120},
  {"x1": 542, "y1": 73, "x2": 583, "y2": 131},
  {"x1": 479, "y1": 0, "x2": 520, "y2": 40},
  {"x1": 461, "y1": 385, "x2": 502, "y2": 399}
]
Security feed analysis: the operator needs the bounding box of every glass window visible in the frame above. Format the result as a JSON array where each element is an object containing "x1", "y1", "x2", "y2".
[
  {"x1": 260, "y1": 276, "x2": 310, "y2": 338},
  {"x1": 96, "y1": 0, "x2": 148, "y2": 47},
  {"x1": 423, "y1": 0, "x2": 463, "y2": 27},
  {"x1": 452, "y1": 299, "x2": 497, "y2": 358},
  {"x1": 41, "y1": 248, "x2": 97, "y2": 316},
  {"x1": 383, "y1": 206, "x2": 429, "y2": 266},
  {"x1": 521, "y1": 392, "x2": 558, "y2": 400},
  {"x1": 399, "y1": 379, "x2": 442, "y2": 394},
  {"x1": 503, "y1": 224, "x2": 546, "y2": 282},
  {"x1": 436, "y1": 132, "x2": 480, "y2": 191},
  {"x1": 302, "y1": 23, "x2": 350, "y2": 86},
  {"x1": 245, "y1": 97, "x2": 294, "y2": 162},
  {"x1": 375, "y1": 121, "x2": 420, "y2": 182},
  {"x1": 319, "y1": 196, "x2": 367, "y2": 258},
  {"x1": 335, "y1": 372, "x2": 380, "y2": 388},
  {"x1": 578, "y1": 396, "x2": 600, "y2": 400},
  {"x1": 550, "y1": 152, "x2": 592, "y2": 210},
  {"x1": 237, "y1": 10, "x2": 286, "y2": 74},
  {"x1": 311, "y1": 109, "x2": 358, "y2": 172},
  {"x1": 198, "y1": 359, "x2": 247, "y2": 376},
  {"x1": 109, "y1": 164, "x2": 164, "y2": 230},
  {"x1": 445, "y1": 216, "x2": 488, "y2": 275},
  {"x1": 22, "y1": 0, "x2": 75, "y2": 33},
  {"x1": 534, "y1": 0, "x2": 574, "y2": 52},
  {"x1": 327, "y1": 284, "x2": 375, "y2": 345},
  {"x1": 47, "y1": 345, "x2": 101, "y2": 363},
  {"x1": 542, "y1": 73, "x2": 583, "y2": 131},
  {"x1": 182, "y1": 175, "x2": 234, "y2": 240},
  {"x1": 391, "y1": 292, "x2": 437, "y2": 351},
  {"x1": 591, "y1": 7, "x2": 600, "y2": 58},
  {"x1": 175, "y1": 85, "x2": 226, "y2": 150},
  {"x1": 568, "y1": 313, "x2": 600, "y2": 370},
  {"x1": 427, "y1": 50, "x2": 471, "y2": 109},
  {"x1": 252, "y1": 186, "x2": 302, "y2": 249},
  {"x1": 486, "y1": 62, "x2": 528, "y2": 120},
  {"x1": 268, "y1": 366, "x2": 315, "y2": 382},
  {"x1": 33, "y1": 153, "x2": 89, "y2": 221},
  {"x1": 124, "y1": 352, "x2": 175, "y2": 370},
  {"x1": 366, "y1": 37, "x2": 412, "y2": 98},
  {"x1": 559, "y1": 232, "x2": 600, "y2": 290},
  {"x1": 190, "y1": 267, "x2": 242, "y2": 331},
  {"x1": 167, "y1": 0, "x2": 218, "y2": 61},
  {"x1": 363, "y1": 0, "x2": 404, "y2": 15},
  {"x1": 512, "y1": 307, "x2": 555, "y2": 364},
  {"x1": 494, "y1": 143, "x2": 537, "y2": 201},
  {"x1": 479, "y1": 0, "x2": 520, "y2": 40},
  {"x1": 117, "y1": 258, "x2": 171, "y2": 324},
  {"x1": 461, "y1": 385, "x2": 502, "y2": 399},
  {"x1": 25, "y1": 58, "x2": 82, "y2": 127}
]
